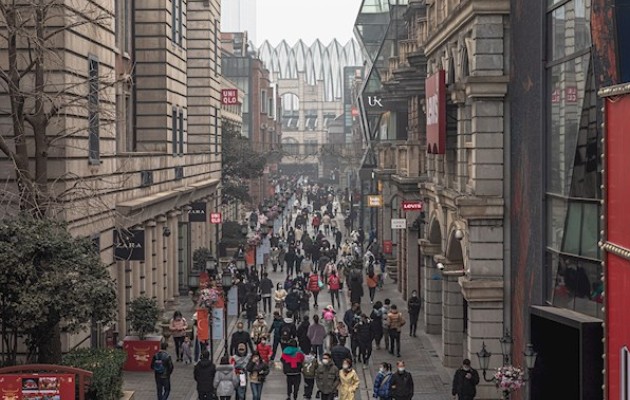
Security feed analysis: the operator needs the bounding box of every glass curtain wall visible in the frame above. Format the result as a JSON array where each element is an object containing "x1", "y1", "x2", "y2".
[{"x1": 545, "y1": 0, "x2": 602, "y2": 318}]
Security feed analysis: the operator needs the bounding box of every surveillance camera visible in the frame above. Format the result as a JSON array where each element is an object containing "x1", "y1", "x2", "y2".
[{"x1": 437, "y1": 262, "x2": 445, "y2": 270}]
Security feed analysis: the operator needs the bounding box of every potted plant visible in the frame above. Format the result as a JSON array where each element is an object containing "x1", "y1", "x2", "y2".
[{"x1": 122, "y1": 296, "x2": 162, "y2": 372}]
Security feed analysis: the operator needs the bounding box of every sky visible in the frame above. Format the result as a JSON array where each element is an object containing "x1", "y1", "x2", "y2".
[{"x1": 256, "y1": 0, "x2": 364, "y2": 46}]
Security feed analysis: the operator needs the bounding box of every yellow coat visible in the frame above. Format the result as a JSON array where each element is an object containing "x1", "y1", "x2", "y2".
[{"x1": 338, "y1": 368, "x2": 360, "y2": 400}]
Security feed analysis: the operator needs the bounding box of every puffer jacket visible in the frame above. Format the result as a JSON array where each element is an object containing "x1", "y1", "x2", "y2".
[
  {"x1": 281, "y1": 346, "x2": 305, "y2": 375},
  {"x1": 213, "y1": 364, "x2": 238, "y2": 397}
]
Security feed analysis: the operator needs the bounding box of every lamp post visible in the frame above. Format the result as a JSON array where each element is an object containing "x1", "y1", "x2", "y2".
[
  {"x1": 205, "y1": 254, "x2": 217, "y2": 279},
  {"x1": 221, "y1": 271, "x2": 233, "y2": 358},
  {"x1": 236, "y1": 253, "x2": 247, "y2": 274}
]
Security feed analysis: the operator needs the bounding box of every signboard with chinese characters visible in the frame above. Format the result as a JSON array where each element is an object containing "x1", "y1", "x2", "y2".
[
  {"x1": 113, "y1": 228, "x2": 145, "y2": 261},
  {"x1": 221, "y1": 89, "x2": 238, "y2": 105},
  {"x1": 425, "y1": 70, "x2": 446, "y2": 154},
  {"x1": 402, "y1": 201, "x2": 423, "y2": 211},
  {"x1": 189, "y1": 202, "x2": 207, "y2": 222},
  {"x1": 210, "y1": 213, "x2": 222, "y2": 224},
  {"x1": 391, "y1": 218, "x2": 407, "y2": 229},
  {"x1": 0, "y1": 374, "x2": 76, "y2": 399},
  {"x1": 212, "y1": 308, "x2": 224, "y2": 341}
]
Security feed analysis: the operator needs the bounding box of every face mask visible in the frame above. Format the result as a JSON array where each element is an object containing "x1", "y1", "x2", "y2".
[
  {"x1": 342, "y1": 364, "x2": 350, "y2": 370},
  {"x1": 237, "y1": 328, "x2": 243, "y2": 332},
  {"x1": 261, "y1": 340, "x2": 267, "y2": 344},
  {"x1": 322, "y1": 359, "x2": 330, "y2": 365},
  {"x1": 379, "y1": 368, "x2": 385, "y2": 373},
  {"x1": 253, "y1": 357, "x2": 259, "y2": 363},
  {"x1": 412, "y1": 293, "x2": 417, "y2": 297},
  {"x1": 463, "y1": 366, "x2": 470, "y2": 371},
  {"x1": 398, "y1": 368, "x2": 405, "y2": 373}
]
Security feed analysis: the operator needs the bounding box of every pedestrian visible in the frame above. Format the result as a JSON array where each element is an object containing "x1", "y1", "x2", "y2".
[
  {"x1": 451, "y1": 359, "x2": 480, "y2": 400},
  {"x1": 256, "y1": 334, "x2": 273, "y2": 364},
  {"x1": 302, "y1": 349, "x2": 319, "y2": 400},
  {"x1": 322, "y1": 305, "x2": 337, "y2": 335},
  {"x1": 214, "y1": 355, "x2": 239, "y2": 400},
  {"x1": 169, "y1": 310, "x2": 188, "y2": 362},
  {"x1": 181, "y1": 334, "x2": 192, "y2": 364},
  {"x1": 260, "y1": 273, "x2": 274, "y2": 314},
  {"x1": 307, "y1": 272, "x2": 322, "y2": 307},
  {"x1": 338, "y1": 358, "x2": 360, "y2": 400},
  {"x1": 316, "y1": 352, "x2": 340, "y2": 400},
  {"x1": 327, "y1": 271, "x2": 341, "y2": 309},
  {"x1": 280, "y1": 311, "x2": 298, "y2": 350},
  {"x1": 251, "y1": 313, "x2": 268, "y2": 344},
  {"x1": 331, "y1": 337, "x2": 352, "y2": 370},
  {"x1": 246, "y1": 351, "x2": 270, "y2": 400},
  {"x1": 344, "y1": 304, "x2": 361, "y2": 362},
  {"x1": 269, "y1": 311, "x2": 284, "y2": 360},
  {"x1": 382, "y1": 299, "x2": 391, "y2": 351},
  {"x1": 335, "y1": 320, "x2": 349, "y2": 346},
  {"x1": 229, "y1": 321, "x2": 254, "y2": 355},
  {"x1": 349, "y1": 269, "x2": 364, "y2": 305},
  {"x1": 302, "y1": 255, "x2": 314, "y2": 279},
  {"x1": 366, "y1": 270, "x2": 378, "y2": 303},
  {"x1": 275, "y1": 282, "x2": 288, "y2": 314},
  {"x1": 390, "y1": 361, "x2": 414, "y2": 400},
  {"x1": 295, "y1": 249, "x2": 305, "y2": 275},
  {"x1": 281, "y1": 339, "x2": 306, "y2": 400},
  {"x1": 230, "y1": 343, "x2": 251, "y2": 400},
  {"x1": 334, "y1": 229, "x2": 342, "y2": 249},
  {"x1": 244, "y1": 288, "x2": 261, "y2": 329},
  {"x1": 285, "y1": 288, "x2": 301, "y2": 321},
  {"x1": 279, "y1": 245, "x2": 287, "y2": 273},
  {"x1": 373, "y1": 362, "x2": 393, "y2": 400},
  {"x1": 271, "y1": 247, "x2": 280, "y2": 273},
  {"x1": 355, "y1": 313, "x2": 373, "y2": 365},
  {"x1": 407, "y1": 290, "x2": 422, "y2": 337},
  {"x1": 151, "y1": 341, "x2": 174, "y2": 400},
  {"x1": 194, "y1": 350, "x2": 216, "y2": 400},
  {"x1": 370, "y1": 301, "x2": 384, "y2": 350},
  {"x1": 297, "y1": 315, "x2": 312, "y2": 354},
  {"x1": 386, "y1": 305, "x2": 405, "y2": 357},
  {"x1": 308, "y1": 314, "x2": 326, "y2": 360}
]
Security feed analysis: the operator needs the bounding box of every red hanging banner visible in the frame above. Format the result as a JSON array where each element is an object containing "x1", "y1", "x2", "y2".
[
  {"x1": 197, "y1": 308, "x2": 209, "y2": 341},
  {"x1": 425, "y1": 70, "x2": 446, "y2": 154}
]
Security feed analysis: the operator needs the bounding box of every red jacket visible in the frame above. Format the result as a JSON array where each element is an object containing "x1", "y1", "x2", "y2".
[
  {"x1": 312, "y1": 216, "x2": 320, "y2": 226},
  {"x1": 328, "y1": 274, "x2": 340, "y2": 291},
  {"x1": 256, "y1": 342, "x2": 272, "y2": 363},
  {"x1": 307, "y1": 274, "x2": 320, "y2": 292}
]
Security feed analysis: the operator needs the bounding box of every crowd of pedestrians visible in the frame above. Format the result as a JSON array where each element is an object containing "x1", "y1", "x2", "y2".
[{"x1": 147, "y1": 178, "x2": 474, "y2": 400}]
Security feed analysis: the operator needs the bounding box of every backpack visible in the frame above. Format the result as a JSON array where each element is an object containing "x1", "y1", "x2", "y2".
[
  {"x1": 302, "y1": 359, "x2": 317, "y2": 377},
  {"x1": 280, "y1": 323, "x2": 295, "y2": 343},
  {"x1": 152, "y1": 351, "x2": 169, "y2": 375}
]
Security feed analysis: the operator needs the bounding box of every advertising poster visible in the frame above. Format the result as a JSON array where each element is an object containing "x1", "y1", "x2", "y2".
[
  {"x1": 212, "y1": 308, "x2": 224, "y2": 341},
  {"x1": 227, "y1": 286, "x2": 238, "y2": 316},
  {"x1": 0, "y1": 374, "x2": 75, "y2": 399}
]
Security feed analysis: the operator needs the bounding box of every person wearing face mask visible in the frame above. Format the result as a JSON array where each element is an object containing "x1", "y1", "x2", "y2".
[
  {"x1": 256, "y1": 334, "x2": 272, "y2": 364},
  {"x1": 246, "y1": 352, "x2": 269, "y2": 400},
  {"x1": 451, "y1": 359, "x2": 479, "y2": 400},
  {"x1": 337, "y1": 358, "x2": 360, "y2": 400},
  {"x1": 372, "y1": 362, "x2": 392, "y2": 400},
  {"x1": 407, "y1": 290, "x2": 422, "y2": 337},
  {"x1": 281, "y1": 339, "x2": 305, "y2": 400},
  {"x1": 229, "y1": 321, "x2": 254, "y2": 356},
  {"x1": 390, "y1": 361, "x2": 414, "y2": 400},
  {"x1": 315, "y1": 352, "x2": 340, "y2": 400},
  {"x1": 230, "y1": 344, "x2": 251, "y2": 400}
]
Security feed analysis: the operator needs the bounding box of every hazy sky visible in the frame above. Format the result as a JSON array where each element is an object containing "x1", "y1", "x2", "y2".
[{"x1": 256, "y1": 0, "x2": 364, "y2": 46}]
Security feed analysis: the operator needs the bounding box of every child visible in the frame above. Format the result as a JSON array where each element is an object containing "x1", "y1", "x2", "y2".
[{"x1": 181, "y1": 335, "x2": 192, "y2": 364}]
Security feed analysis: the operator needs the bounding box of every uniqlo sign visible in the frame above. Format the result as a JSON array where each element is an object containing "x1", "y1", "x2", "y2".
[
  {"x1": 425, "y1": 70, "x2": 446, "y2": 154},
  {"x1": 221, "y1": 89, "x2": 238, "y2": 105},
  {"x1": 402, "y1": 201, "x2": 423, "y2": 211},
  {"x1": 210, "y1": 213, "x2": 222, "y2": 224}
]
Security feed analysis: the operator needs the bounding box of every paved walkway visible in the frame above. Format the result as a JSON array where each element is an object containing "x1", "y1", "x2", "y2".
[{"x1": 123, "y1": 193, "x2": 454, "y2": 399}]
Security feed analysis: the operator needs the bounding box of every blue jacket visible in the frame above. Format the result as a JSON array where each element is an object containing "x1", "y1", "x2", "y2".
[{"x1": 373, "y1": 371, "x2": 392, "y2": 398}]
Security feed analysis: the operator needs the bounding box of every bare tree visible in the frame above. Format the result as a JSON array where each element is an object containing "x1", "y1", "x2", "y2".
[{"x1": 0, "y1": 0, "x2": 114, "y2": 216}]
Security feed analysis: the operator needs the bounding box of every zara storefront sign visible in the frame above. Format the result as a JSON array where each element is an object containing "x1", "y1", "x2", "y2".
[
  {"x1": 425, "y1": 70, "x2": 446, "y2": 154},
  {"x1": 189, "y1": 202, "x2": 207, "y2": 222},
  {"x1": 113, "y1": 229, "x2": 145, "y2": 261},
  {"x1": 221, "y1": 89, "x2": 239, "y2": 105}
]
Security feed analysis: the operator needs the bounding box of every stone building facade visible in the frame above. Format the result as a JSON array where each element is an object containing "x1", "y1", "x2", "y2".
[{"x1": 0, "y1": 0, "x2": 223, "y2": 349}]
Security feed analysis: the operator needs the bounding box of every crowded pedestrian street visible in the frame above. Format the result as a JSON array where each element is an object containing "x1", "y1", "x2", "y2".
[{"x1": 123, "y1": 186, "x2": 454, "y2": 400}]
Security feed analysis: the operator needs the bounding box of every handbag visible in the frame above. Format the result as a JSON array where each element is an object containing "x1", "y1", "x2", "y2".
[{"x1": 317, "y1": 278, "x2": 324, "y2": 289}]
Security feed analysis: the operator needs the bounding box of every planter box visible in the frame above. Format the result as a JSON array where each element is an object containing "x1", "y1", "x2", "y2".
[{"x1": 122, "y1": 335, "x2": 162, "y2": 372}]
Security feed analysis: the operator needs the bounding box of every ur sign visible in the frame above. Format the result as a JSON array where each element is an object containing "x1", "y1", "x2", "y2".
[
  {"x1": 425, "y1": 70, "x2": 446, "y2": 154},
  {"x1": 221, "y1": 89, "x2": 238, "y2": 105}
]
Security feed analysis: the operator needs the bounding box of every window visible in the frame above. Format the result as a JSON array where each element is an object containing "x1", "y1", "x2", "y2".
[
  {"x1": 172, "y1": 108, "x2": 178, "y2": 155},
  {"x1": 88, "y1": 56, "x2": 100, "y2": 164},
  {"x1": 261, "y1": 90, "x2": 267, "y2": 113},
  {"x1": 268, "y1": 98, "x2": 275, "y2": 119},
  {"x1": 172, "y1": 0, "x2": 183, "y2": 45},
  {"x1": 178, "y1": 109, "x2": 184, "y2": 155},
  {"x1": 214, "y1": 107, "x2": 219, "y2": 153},
  {"x1": 214, "y1": 19, "x2": 220, "y2": 76}
]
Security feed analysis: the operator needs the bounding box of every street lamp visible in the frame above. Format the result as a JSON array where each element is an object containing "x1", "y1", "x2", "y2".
[
  {"x1": 476, "y1": 330, "x2": 537, "y2": 384},
  {"x1": 523, "y1": 343, "x2": 538, "y2": 370},
  {"x1": 221, "y1": 270, "x2": 233, "y2": 357},
  {"x1": 240, "y1": 224, "x2": 248, "y2": 236},
  {"x1": 261, "y1": 223, "x2": 270, "y2": 236},
  {"x1": 499, "y1": 330, "x2": 514, "y2": 366},
  {"x1": 235, "y1": 254, "x2": 247, "y2": 274},
  {"x1": 205, "y1": 254, "x2": 217, "y2": 277}
]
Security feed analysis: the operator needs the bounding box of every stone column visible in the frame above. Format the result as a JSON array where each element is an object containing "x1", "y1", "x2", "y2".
[
  {"x1": 420, "y1": 240, "x2": 442, "y2": 334},
  {"x1": 131, "y1": 258, "x2": 141, "y2": 300},
  {"x1": 143, "y1": 220, "x2": 156, "y2": 297},
  {"x1": 155, "y1": 215, "x2": 167, "y2": 304},
  {"x1": 436, "y1": 255, "x2": 465, "y2": 368}
]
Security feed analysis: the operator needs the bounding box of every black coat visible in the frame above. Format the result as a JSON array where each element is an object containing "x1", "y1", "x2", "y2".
[
  {"x1": 194, "y1": 359, "x2": 216, "y2": 393},
  {"x1": 452, "y1": 368, "x2": 480, "y2": 398},
  {"x1": 297, "y1": 322, "x2": 311, "y2": 353},
  {"x1": 229, "y1": 331, "x2": 253, "y2": 355},
  {"x1": 349, "y1": 276, "x2": 363, "y2": 304},
  {"x1": 354, "y1": 320, "x2": 373, "y2": 345},
  {"x1": 330, "y1": 345, "x2": 352, "y2": 370},
  {"x1": 408, "y1": 296, "x2": 422, "y2": 318},
  {"x1": 391, "y1": 371, "x2": 414, "y2": 398},
  {"x1": 370, "y1": 310, "x2": 383, "y2": 337}
]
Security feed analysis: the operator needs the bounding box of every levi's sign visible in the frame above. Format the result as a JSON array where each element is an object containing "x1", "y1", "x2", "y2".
[
  {"x1": 221, "y1": 89, "x2": 238, "y2": 105},
  {"x1": 402, "y1": 201, "x2": 423, "y2": 211}
]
